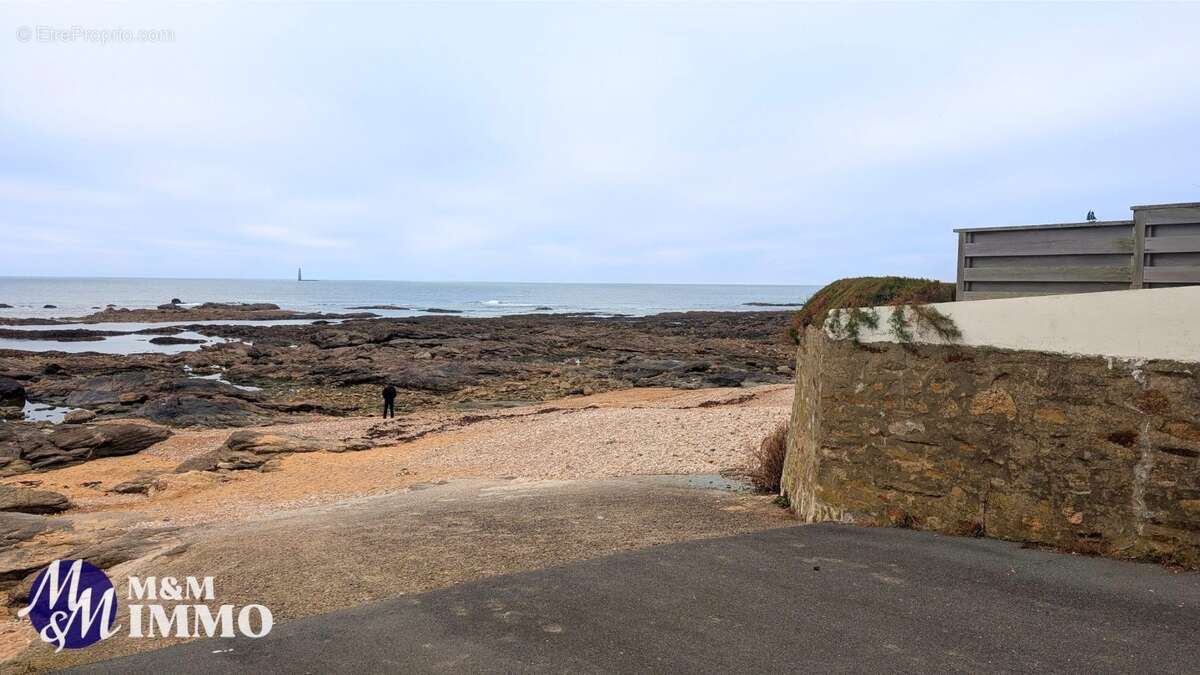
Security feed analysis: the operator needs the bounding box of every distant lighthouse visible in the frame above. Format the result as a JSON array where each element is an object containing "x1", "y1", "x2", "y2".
[{"x1": 297, "y1": 266, "x2": 302, "y2": 282}]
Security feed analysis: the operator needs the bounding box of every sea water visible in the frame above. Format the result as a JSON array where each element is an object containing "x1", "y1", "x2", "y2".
[{"x1": 0, "y1": 277, "x2": 816, "y2": 320}]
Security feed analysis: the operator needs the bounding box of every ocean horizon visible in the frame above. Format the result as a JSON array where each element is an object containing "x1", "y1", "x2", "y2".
[{"x1": 0, "y1": 276, "x2": 818, "y2": 321}]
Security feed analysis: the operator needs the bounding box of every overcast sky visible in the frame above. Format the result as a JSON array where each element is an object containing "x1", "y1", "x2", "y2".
[{"x1": 2, "y1": 2, "x2": 1199, "y2": 285}]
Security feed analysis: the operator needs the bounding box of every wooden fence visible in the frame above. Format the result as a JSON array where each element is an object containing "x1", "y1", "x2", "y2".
[{"x1": 955, "y1": 202, "x2": 1200, "y2": 300}]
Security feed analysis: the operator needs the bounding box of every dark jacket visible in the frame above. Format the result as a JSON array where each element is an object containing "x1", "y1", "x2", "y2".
[{"x1": 382, "y1": 385, "x2": 397, "y2": 400}]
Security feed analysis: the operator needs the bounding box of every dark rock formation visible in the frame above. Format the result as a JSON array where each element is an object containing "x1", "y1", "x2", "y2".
[
  {"x1": 0, "y1": 377, "x2": 25, "y2": 408},
  {"x1": 56, "y1": 527, "x2": 182, "y2": 579},
  {"x1": 27, "y1": 369, "x2": 267, "y2": 427},
  {"x1": 148, "y1": 336, "x2": 205, "y2": 345},
  {"x1": 0, "y1": 511, "x2": 67, "y2": 550},
  {"x1": 2, "y1": 310, "x2": 795, "y2": 425},
  {"x1": 388, "y1": 362, "x2": 477, "y2": 392},
  {"x1": 62, "y1": 371, "x2": 160, "y2": 408},
  {"x1": 45, "y1": 423, "x2": 172, "y2": 459},
  {"x1": 0, "y1": 328, "x2": 116, "y2": 341},
  {"x1": 136, "y1": 395, "x2": 267, "y2": 427},
  {"x1": 0, "y1": 512, "x2": 74, "y2": 588},
  {"x1": 0, "y1": 422, "x2": 171, "y2": 475},
  {"x1": 177, "y1": 430, "x2": 368, "y2": 472},
  {"x1": 0, "y1": 485, "x2": 71, "y2": 514},
  {"x1": 109, "y1": 475, "x2": 163, "y2": 494},
  {"x1": 62, "y1": 409, "x2": 96, "y2": 424}
]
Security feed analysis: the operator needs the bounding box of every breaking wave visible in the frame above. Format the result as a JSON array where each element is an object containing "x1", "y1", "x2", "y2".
[{"x1": 480, "y1": 300, "x2": 538, "y2": 307}]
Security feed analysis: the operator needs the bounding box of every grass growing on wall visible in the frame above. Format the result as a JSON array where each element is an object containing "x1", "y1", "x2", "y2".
[{"x1": 789, "y1": 277, "x2": 955, "y2": 344}]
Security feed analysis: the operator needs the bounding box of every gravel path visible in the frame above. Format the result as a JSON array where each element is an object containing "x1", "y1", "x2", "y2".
[{"x1": 416, "y1": 405, "x2": 786, "y2": 479}]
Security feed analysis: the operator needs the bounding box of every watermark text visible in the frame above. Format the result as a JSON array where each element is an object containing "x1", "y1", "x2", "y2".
[{"x1": 16, "y1": 25, "x2": 175, "y2": 44}]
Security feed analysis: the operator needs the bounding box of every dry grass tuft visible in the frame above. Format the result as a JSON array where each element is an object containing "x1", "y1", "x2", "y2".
[{"x1": 748, "y1": 422, "x2": 789, "y2": 493}]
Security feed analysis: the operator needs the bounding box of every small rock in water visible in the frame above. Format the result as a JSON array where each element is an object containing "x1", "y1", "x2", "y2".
[{"x1": 148, "y1": 336, "x2": 205, "y2": 345}]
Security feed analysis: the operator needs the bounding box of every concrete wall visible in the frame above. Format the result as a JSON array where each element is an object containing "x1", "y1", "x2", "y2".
[
  {"x1": 833, "y1": 286, "x2": 1200, "y2": 362},
  {"x1": 781, "y1": 329, "x2": 1200, "y2": 566}
]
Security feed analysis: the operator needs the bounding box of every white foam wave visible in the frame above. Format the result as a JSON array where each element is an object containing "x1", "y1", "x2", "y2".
[{"x1": 480, "y1": 300, "x2": 536, "y2": 307}]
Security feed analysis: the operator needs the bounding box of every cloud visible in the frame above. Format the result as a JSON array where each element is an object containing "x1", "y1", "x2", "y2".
[
  {"x1": 0, "y1": 178, "x2": 134, "y2": 208},
  {"x1": 242, "y1": 225, "x2": 351, "y2": 250},
  {"x1": 1, "y1": 2, "x2": 1198, "y2": 283}
]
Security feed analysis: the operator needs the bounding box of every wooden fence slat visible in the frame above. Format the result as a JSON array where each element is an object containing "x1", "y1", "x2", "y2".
[
  {"x1": 1140, "y1": 207, "x2": 1200, "y2": 226},
  {"x1": 1133, "y1": 210, "x2": 1147, "y2": 288},
  {"x1": 964, "y1": 238, "x2": 1134, "y2": 257},
  {"x1": 954, "y1": 220, "x2": 1132, "y2": 233},
  {"x1": 956, "y1": 232, "x2": 966, "y2": 300},
  {"x1": 1143, "y1": 267, "x2": 1200, "y2": 284},
  {"x1": 962, "y1": 266, "x2": 1131, "y2": 283},
  {"x1": 959, "y1": 290, "x2": 1076, "y2": 301},
  {"x1": 1144, "y1": 235, "x2": 1200, "y2": 254},
  {"x1": 970, "y1": 227, "x2": 1132, "y2": 248}
]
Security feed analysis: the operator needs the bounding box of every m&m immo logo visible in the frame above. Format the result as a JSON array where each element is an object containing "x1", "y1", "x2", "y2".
[
  {"x1": 18, "y1": 559, "x2": 274, "y2": 652},
  {"x1": 17, "y1": 559, "x2": 119, "y2": 651}
]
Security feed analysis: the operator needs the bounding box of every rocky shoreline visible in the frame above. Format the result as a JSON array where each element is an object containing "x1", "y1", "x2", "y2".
[
  {"x1": 0, "y1": 304, "x2": 796, "y2": 664},
  {"x1": 0, "y1": 302, "x2": 376, "y2": 326},
  {"x1": 0, "y1": 307, "x2": 794, "y2": 475}
]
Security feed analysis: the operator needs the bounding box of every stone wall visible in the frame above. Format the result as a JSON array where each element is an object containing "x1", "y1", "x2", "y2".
[{"x1": 781, "y1": 328, "x2": 1200, "y2": 566}]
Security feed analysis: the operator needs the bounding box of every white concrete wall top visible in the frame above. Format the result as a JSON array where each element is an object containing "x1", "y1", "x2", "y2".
[{"x1": 831, "y1": 286, "x2": 1200, "y2": 362}]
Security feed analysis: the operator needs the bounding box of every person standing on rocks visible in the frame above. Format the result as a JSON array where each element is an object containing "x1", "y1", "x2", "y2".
[{"x1": 382, "y1": 384, "x2": 397, "y2": 419}]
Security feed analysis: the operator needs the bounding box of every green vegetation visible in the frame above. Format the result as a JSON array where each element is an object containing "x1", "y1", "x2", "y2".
[
  {"x1": 826, "y1": 306, "x2": 880, "y2": 342},
  {"x1": 895, "y1": 303, "x2": 963, "y2": 343},
  {"x1": 789, "y1": 276, "x2": 955, "y2": 344}
]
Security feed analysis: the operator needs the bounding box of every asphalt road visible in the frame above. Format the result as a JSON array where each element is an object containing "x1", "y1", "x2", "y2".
[{"x1": 71, "y1": 524, "x2": 1200, "y2": 674}]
